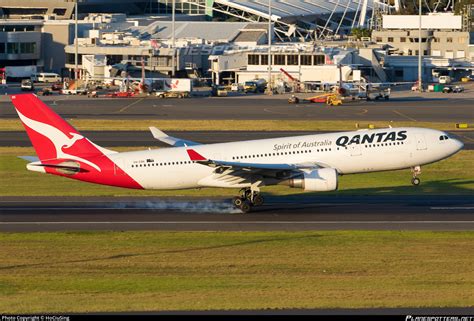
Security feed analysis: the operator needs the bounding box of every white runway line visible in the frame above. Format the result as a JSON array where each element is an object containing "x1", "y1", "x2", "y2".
[
  {"x1": 430, "y1": 207, "x2": 474, "y2": 210},
  {"x1": 1, "y1": 221, "x2": 474, "y2": 225}
]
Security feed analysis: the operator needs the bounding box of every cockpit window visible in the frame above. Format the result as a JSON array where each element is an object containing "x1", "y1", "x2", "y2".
[{"x1": 439, "y1": 135, "x2": 449, "y2": 141}]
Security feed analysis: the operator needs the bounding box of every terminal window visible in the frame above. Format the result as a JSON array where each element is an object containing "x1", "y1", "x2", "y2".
[
  {"x1": 313, "y1": 55, "x2": 325, "y2": 65},
  {"x1": 7, "y1": 43, "x2": 19, "y2": 54},
  {"x1": 248, "y1": 54, "x2": 260, "y2": 65},
  {"x1": 20, "y1": 43, "x2": 36, "y2": 54},
  {"x1": 287, "y1": 55, "x2": 298, "y2": 65},
  {"x1": 0, "y1": 43, "x2": 4, "y2": 53},
  {"x1": 301, "y1": 55, "x2": 312, "y2": 65},
  {"x1": 274, "y1": 55, "x2": 285, "y2": 65},
  {"x1": 260, "y1": 54, "x2": 268, "y2": 65}
]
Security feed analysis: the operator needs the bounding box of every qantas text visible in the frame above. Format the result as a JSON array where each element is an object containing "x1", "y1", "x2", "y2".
[{"x1": 336, "y1": 131, "x2": 408, "y2": 147}]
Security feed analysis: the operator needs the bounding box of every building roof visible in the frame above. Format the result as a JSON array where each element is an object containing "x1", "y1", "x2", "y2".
[
  {"x1": 214, "y1": 0, "x2": 375, "y2": 20},
  {"x1": 137, "y1": 21, "x2": 263, "y2": 42}
]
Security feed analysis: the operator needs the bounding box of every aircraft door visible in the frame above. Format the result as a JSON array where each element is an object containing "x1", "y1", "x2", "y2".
[
  {"x1": 349, "y1": 144, "x2": 362, "y2": 156},
  {"x1": 415, "y1": 134, "x2": 427, "y2": 150}
]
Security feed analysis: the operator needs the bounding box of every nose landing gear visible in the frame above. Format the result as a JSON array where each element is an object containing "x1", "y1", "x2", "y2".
[
  {"x1": 411, "y1": 166, "x2": 421, "y2": 186},
  {"x1": 232, "y1": 187, "x2": 264, "y2": 213}
]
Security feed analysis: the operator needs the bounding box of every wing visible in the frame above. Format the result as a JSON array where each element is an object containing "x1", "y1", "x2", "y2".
[
  {"x1": 149, "y1": 127, "x2": 201, "y2": 147},
  {"x1": 186, "y1": 149, "x2": 326, "y2": 188}
]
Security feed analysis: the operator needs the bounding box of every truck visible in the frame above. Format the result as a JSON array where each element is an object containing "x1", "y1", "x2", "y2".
[
  {"x1": 5, "y1": 66, "x2": 37, "y2": 80},
  {"x1": 154, "y1": 78, "x2": 192, "y2": 98},
  {"x1": 244, "y1": 79, "x2": 267, "y2": 93}
]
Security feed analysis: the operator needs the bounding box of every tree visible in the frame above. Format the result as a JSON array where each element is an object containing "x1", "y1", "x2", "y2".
[{"x1": 350, "y1": 28, "x2": 372, "y2": 39}]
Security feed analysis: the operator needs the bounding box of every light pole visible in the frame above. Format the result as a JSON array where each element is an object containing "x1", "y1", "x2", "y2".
[
  {"x1": 171, "y1": 0, "x2": 176, "y2": 77},
  {"x1": 267, "y1": 0, "x2": 272, "y2": 94},
  {"x1": 418, "y1": 0, "x2": 422, "y2": 92},
  {"x1": 74, "y1": 0, "x2": 78, "y2": 88}
]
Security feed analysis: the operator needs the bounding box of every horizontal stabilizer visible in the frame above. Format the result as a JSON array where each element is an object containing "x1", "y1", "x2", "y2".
[
  {"x1": 26, "y1": 160, "x2": 88, "y2": 174},
  {"x1": 18, "y1": 156, "x2": 39, "y2": 162},
  {"x1": 149, "y1": 127, "x2": 201, "y2": 147}
]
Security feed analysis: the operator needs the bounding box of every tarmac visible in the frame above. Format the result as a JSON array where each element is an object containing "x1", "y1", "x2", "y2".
[
  {"x1": 2, "y1": 130, "x2": 473, "y2": 149},
  {"x1": 1, "y1": 94, "x2": 474, "y2": 122},
  {"x1": 1, "y1": 195, "x2": 473, "y2": 232}
]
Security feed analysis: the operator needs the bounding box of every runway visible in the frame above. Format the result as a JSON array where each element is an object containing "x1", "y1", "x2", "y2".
[
  {"x1": 1, "y1": 195, "x2": 473, "y2": 232},
  {"x1": 3, "y1": 130, "x2": 474, "y2": 149},
  {"x1": 1, "y1": 96, "x2": 474, "y2": 122}
]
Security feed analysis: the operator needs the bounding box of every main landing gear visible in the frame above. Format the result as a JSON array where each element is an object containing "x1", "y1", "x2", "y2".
[
  {"x1": 232, "y1": 187, "x2": 264, "y2": 213},
  {"x1": 411, "y1": 165, "x2": 421, "y2": 186}
]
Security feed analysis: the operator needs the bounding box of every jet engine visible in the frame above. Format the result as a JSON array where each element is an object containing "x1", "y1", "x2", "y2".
[{"x1": 284, "y1": 168, "x2": 338, "y2": 192}]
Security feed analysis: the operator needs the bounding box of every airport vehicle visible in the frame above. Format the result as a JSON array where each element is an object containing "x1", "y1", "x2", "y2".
[
  {"x1": 211, "y1": 85, "x2": 228, "y2": 97},
  {"x1": 11, "y1": 94, "x2": 463, "y2": 213},
  {"x1": 51, "y1": 82, "x2": 63, "y2": 91},
  {"x1": 20, "y1": 79, "x2": 34, "y2": 91},
  {"x1": 301, "y1": 93, "x2": 342, "y2": 106},
  {"x1": 442, "y1": 85, "x2": 464, "y2": 93},
  {"x1": 288, "y1": 95, "x2": 300, "y2": 104},
  {"x1": 244, "y1": 79, "x2": 266, "y2": 93},
  {"x1": 61, "y1": 88, "x2": 88, "y2": 95},
  {"x1": 230, "y1": 83, "x2": 244, "y2": 92},
  {"x1": 37, "y1": 88, "x2": 53, "y2": 96},
  {"x1": 439, "y1": 76, "x2": 452, "y2": 84},
  {"x1": 5, "y1": 66, "x2": 37, "y2": 80},
  {"x1": 31, "y1": 73, "x2": 61, "y2": 83},
  {"x1": 156, "y1": 91, "x2": 189, "y2": 99}
]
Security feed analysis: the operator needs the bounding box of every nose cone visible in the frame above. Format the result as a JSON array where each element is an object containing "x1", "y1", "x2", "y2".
[{"x1": 453, "y1": 138, "x2": 464, "y2": 152}]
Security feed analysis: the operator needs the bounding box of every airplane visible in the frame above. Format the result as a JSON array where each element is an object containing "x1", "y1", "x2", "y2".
[{"x1": 11, "y1": 93, "x2": 463, "y2": 213}]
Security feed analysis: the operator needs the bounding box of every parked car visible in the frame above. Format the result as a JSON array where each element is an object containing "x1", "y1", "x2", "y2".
[{"x1": 20, "y1": 79, "x2": 34, "y2": 91}]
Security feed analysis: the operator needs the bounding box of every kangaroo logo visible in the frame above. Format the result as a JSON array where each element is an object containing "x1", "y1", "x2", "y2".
[{"x1": 17, "y1": 110, "x2": 102, "y2": 172}]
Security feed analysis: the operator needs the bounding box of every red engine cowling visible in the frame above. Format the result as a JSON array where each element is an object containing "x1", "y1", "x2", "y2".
[{"x1": 287, "y1": 168, "x2": 338, "y2": 192}]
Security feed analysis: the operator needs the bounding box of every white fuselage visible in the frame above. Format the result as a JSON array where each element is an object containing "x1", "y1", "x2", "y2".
[{"x1": 108, "y1": 127, "x2": 463, "y2": 190}]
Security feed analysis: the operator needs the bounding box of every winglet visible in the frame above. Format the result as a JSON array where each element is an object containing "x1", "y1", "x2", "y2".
[
  {"x1": 186, "y1": 149, "x2": 207, "y2": 161},
  {"x1": 149, "y1": 127, "x2": 167, "y2": 140}
]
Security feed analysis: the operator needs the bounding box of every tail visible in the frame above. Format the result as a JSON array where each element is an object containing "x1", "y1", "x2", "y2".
[{"x1": 10, "y1": 94, "x2": 115, "y2": 169}]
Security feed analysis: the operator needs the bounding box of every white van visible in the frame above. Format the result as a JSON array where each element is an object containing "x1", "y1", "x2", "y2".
[
  {"x1": 439, "y1": 76, "x2": 452, "y2": 84},
  {"x1": 31, "y1": 73, "x2": 61, "y2": 83}
]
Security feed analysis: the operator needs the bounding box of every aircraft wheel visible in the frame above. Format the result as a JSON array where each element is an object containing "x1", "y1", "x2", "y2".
[
  {"x1": 232, "y1": 197, "x2": 243, "y2": 208},
  {"x1": 412, "y1": 177, "x2": 421, "y2": 186},
  {"x1": 252, "y1": 195, "x2": 264, "y2": 206},
  {"x1": 239, "y1": 200, "x2": 252, "y2": 213}
]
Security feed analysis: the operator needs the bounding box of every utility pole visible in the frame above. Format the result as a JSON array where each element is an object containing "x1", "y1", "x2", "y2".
[
  {"x1": 74, "y1": 0, "x2": 78, "y2": 89},
  {"x1": 171, "y1": 0, "x2": 176, "y2": 77},
  {"x1": 418, "y1": 0, "x2": 423, "y2": 92},
  {"x1": 267, "y1": 0, "x2": 272, "y2": 94}
]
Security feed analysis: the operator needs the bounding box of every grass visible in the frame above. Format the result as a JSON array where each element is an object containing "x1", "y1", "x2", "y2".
[
  {"x1": 0, "y1": 118, "x2": 470, "y2": 131},
  {"x1": 0, "y1": 147, "x2": 472, "y2": 196},
  {"x1": 0, "y1": 231, "x2": 473, "y2": 313}
]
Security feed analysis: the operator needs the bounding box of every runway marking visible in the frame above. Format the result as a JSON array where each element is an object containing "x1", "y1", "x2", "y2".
[
  {"x1": 392, "y1": 110, "x2": 418, "y2": 122},
  {"x1": 430, "y1": 207, "x2": 474, "y2": 210},
  {"x1": 116, "y1": 98, "x2": 145, "y2": 113},
  {"x1": 1, "y1": 221, "x2": 474, "y2": 225},
  {"x1": 457, "y1": 134, "x2": 474, "y2": 143},
  {"x1": 263, "y1": 108, "x2": 288, "y2": 115},
  {"x1": 356, "y1": 108, "x2": 368, "y2": 116}
]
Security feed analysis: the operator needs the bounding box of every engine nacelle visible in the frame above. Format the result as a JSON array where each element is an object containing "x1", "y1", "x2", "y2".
[{"x1": 287, "y1": 168, "x2": 338, "y2": 192}]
